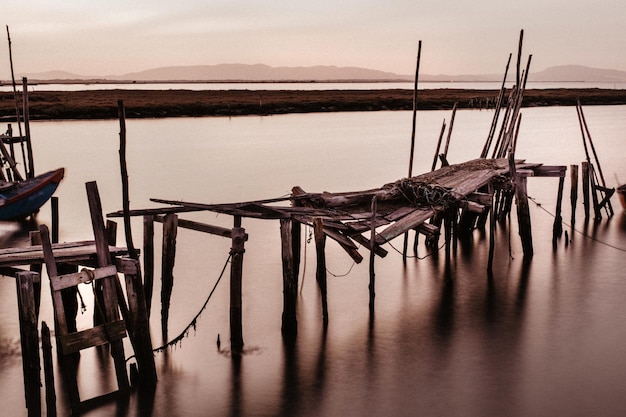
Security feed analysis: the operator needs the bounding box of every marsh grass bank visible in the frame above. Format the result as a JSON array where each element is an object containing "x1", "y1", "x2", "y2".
[{"x1": 1, "y1": 88, "x2": 626, "y2": 120}]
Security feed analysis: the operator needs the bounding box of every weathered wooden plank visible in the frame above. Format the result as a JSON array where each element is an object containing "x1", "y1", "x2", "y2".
[
  {"x1": 50, "y1": 265, "x2": 118, "y2": 292},
  {"x1": 375, "y1": 208, "x2": 435, "y2": 244},
  {"x1": 59, "y1": 320, "x2": 127, "y2": 354},
  {"x1": 0, "y1": 242, "x2": 129, "y2": 268}
]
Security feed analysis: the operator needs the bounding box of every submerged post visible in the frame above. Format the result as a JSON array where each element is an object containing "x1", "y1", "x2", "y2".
[
  {"x1": 160, "y1": 213, "x2": 178, "y2": 341},
  {"x1": 570, "y1": 164, "x2": 578, "y2": 226},
  {"x1": 143, "y1": 215, "x2": 155, "y2": 317},
  {"x1": 41, "y1": 321, "x2": 56, "y2": 417},
  {"x1": 313, "y1": 218, "x2": 329, "y2": 327},
  {"x1": 581, "y1": 161, "x2": 590, "y2": 220},
  {"x1": 369, "y1": 197, "x2": 377, "y2": 314},
  {"x1": 552, "y1": 175, "x2": 565, "y2": 246},
  {"x1": 230, "y1": 216, "x2": 245, "y2": 352},
  {"x1": 16, "y1": 270, "x2": 41, "y2": 417},
  {"x1": 280, "y1": 218, "x2": 298, "y2": 337}
]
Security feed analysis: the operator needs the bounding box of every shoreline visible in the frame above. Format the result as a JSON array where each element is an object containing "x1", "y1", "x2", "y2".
[{"x1": 2, "y1": 88, "x2": 626, "y2": 120}]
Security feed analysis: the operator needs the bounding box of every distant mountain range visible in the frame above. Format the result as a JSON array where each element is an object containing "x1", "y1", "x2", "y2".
[{"x1": 13, "y1": 64, "x2": 626, "y2": 83}]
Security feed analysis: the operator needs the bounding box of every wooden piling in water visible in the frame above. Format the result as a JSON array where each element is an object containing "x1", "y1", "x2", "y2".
[
  {"x1": 553, "y1": 175, "x2": 565, "y2": 245},
  {"x1": 160, "y1": 213, "x2": 178, "y2": 341},
  {"x1": 22, "y1": 77, "x2": 34, "y2": 179},
  {"x1": 51, "y1": 196, "x2": 59, "y2": 244},
  {"x1": 280, "y1": 218, "x2": 298, "y2": 337},
  {"x1": 581, "y1": 161, "x2": 590, "y2": 220},
  {"x1": 313, "y1": 218, "x2": 328, "y2": 326},
  {"x1": 570, "y1": 164, "x2": 578, "y2": 226},
  {"x1": 41, "y1": 321, "x2": 56, "y2": 417},
  {"x1": 119, "y1": 257, "x2": 157, "y2": 386},
  {"x1": 369, "y1": 197, "x2": 377, "y2": 314},
  {"x1": 16, "y1": 270, "x2": 41, "y2": 417},
  {"x1": 230, "y1": 216, "x2": 245, "y2": 351},
  {"x1": 487, "y1": 182, "x2": 496, "y2": 273},
  {"x1": 143, "y1": 215, "x2": 155, "y2": 317}
]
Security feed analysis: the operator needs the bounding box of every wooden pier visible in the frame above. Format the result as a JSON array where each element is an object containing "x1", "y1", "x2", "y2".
[{"x1": 109, "y1": 154, "x2": 566, "y2": 344}]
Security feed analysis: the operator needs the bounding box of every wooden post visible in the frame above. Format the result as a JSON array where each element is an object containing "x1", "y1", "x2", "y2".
[
  {"x1": 118, "y1": 100, "x2": 138, "y2": 260},
  {"x1": 160, "y1": 213, "x2": 178, "y2": 341},
  {"x1": 552, "y1": 175, "x2": 565, "y2": 245},
  {"x1": 487, "y1": 182, "x2": 496, "y2": 273},
  {"x1": 16, "y1": 270, "x2": 41, "y2": 417},
  {"x1": 22, "y1": 77, "x2": 34, "y2": 178},
  {"x1": 143, "y1": 215, "x2": 155, "y2": 317},
  {"x1": 589, "y1": 163, "x2": 602, "y2": 221},
  {"x1": 230, "y1": 216, "x2": 245, "y2": 351},
  {"x1": 313, "y1": 218, "x2": 328, "y2": 326},
  {"x1": 85, "y1": 181, "x2": 130, "y2": 393},
  {"x1": 280, "y1": 218, "x2": 298, "y2": 337},
  {"x1": 581, "y1": 161, "x2": 590, "y2": 220},
  {"x1": 570, "y1": 164, "x2": 578, "y2": 226},
  {"x1": 431, "y1": 119, "x2": 446, "y2": 171},
  {"x1": 119, "y1": 257, "x2": 157, "y2": 387},
  {"x1": 515, "y1": 175, "x2": 533, "y2": 259},
  {"x1": 51, "y1": 197, "x2": 59, "y2": 244},
  {"x1": 29, "y1": 231, "x2": 43, "y2": 318},
  {"x1": 369, "y1": 197, "x2": 377, "y2": 314},
  {"x1": 39, "y1": 225, "x2": 80, "y2": 408},
  {"x1": 41, "y1": 321, "x2": 56, "y2": 417}
]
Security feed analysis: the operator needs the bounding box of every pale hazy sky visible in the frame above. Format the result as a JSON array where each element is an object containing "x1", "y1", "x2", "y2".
[{"x1": 3, "y1": 0, "x2": 626, "y2": 76}]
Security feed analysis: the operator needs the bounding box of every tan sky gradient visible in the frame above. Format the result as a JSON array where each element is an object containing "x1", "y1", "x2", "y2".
[{"x1": 3, "y1": 0, "x2": 626, "y2": 77}]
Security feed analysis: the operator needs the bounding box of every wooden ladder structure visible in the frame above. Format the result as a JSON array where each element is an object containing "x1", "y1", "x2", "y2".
[{"x1": 39, "y1": 181, "x2": 156, "y2": 413}]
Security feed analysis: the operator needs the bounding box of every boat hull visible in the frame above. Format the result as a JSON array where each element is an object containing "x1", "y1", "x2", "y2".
[{"x1": 0, "y1": 168, "x2": 65, "y2": 221}]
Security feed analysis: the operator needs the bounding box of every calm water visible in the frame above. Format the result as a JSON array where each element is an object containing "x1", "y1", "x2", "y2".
[{"x1": 1, "y1": 106, "x2": 626, "y2": 416}]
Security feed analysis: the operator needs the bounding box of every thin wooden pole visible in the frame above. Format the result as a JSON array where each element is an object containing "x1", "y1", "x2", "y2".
[
  {"x1": 577, "y1": 100, "x2": 614, "y2": 216},
  {"x1": 230, "y1": 216, "x2": 245, "y2": 351},
  {"x1": 404, "y1": 41, "x2": 422, "y2": 261},
  {"x1": 22, "y1": 77, "x2": 34, "y2": 178},
  {"x1": 482, "y1": 53, "x2": 512, "y2": 158},
  {"x1": 442, "y1": 102, "x2": 458, "y2": 161},
  {"x1": 407, "y1": 40, "x2": 422, "y2": 178},
  {"x1": 5, "y1": 25, "x2": 24, "y2": 176},
  {"x1": 313, "y1": 218, "x2": 328, "y2": 327},
  {"x1": 570, "y1": 164, "x2": 578, "y2": 226},
  {"x1": 118, "y1": 100, "x2": 138, "y2": 260},
  {"x1": 581, "y1": 161, "x2": 590, "y2": 220},
  {"x1": 369, "y1": 197, "x2": 377, "y2": 314},
  {"x1": 431, "y1": 119, "x2": 446, "y2": 171}
]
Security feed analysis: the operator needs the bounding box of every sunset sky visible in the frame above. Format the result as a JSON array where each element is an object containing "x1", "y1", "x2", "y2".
[{"x1": 3, "y1": 1, "x2": 626, "y2": 77}]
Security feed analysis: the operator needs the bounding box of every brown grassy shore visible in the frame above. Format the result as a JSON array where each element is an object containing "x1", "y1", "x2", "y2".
[{"x1": 2, "y1": 88, "x2": 626, "y2": 120}]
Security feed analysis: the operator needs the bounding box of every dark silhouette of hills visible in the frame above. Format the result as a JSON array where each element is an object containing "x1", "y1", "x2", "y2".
[{"x1": 15, "y1": 63, "x2": 626, "y2": 83}]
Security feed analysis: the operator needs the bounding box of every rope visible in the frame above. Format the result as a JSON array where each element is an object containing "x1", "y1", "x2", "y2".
[
  {"x1": 528, "y1": 194, "x2": 626, "y2": 252},
  {"x1": 125, "y1": 253, "x2": 232, "y2": 361}
]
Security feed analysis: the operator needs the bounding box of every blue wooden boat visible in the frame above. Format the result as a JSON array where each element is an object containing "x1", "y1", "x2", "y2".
[{"x1": 0, "y1": 168, "x2": 64, "y2": 221}]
